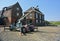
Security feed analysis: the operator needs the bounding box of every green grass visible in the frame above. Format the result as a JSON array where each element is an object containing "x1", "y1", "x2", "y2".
[{"x1": 50, "y1": 21, "x2": 60, "y2": 25}]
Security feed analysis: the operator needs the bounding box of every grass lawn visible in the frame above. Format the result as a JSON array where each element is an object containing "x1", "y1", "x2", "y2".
[{"x1": 50, "y1": 21, "x2": 60, "y2": 25}]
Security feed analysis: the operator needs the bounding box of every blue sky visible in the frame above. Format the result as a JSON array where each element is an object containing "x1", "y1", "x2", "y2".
[{"x1": 0, "y1": 0, "x2": 60, "y2": 21}]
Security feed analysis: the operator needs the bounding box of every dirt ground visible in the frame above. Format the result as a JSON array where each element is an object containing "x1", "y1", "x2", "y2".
[{"x1": 0, "y1": 26, "x2": 60, "y2": 41}]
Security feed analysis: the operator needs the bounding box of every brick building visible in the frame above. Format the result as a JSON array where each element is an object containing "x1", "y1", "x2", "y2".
[
  {"x1": 0, "y1": 2, "x2": 45, "y2": 26},
  {"x1": 0, "y1": 2, "x2": 22, "y2": 26},
  {"x1": 24, "y1": 7, "x2": 45, "y2": 26}
]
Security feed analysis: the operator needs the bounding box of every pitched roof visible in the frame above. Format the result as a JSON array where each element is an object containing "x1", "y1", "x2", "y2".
[
  {"x1": 5, "y1": 2, "x2": 21, "y2": 10},
  {"x1": 0, "y1": 2, "x2": 22, "y2": 17},
  {"x1": 24, "y1": 7, "x2": 44, "y2": 15}
]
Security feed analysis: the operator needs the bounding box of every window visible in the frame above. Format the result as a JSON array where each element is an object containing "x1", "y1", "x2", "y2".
[
  {"x1": 40, "y1": 15, "x2": 41, "y2": 19},
  {"x1": 29, "y1": 14, "x2": 32, "y2": 16},
  {"x1": 4, "y1": 8, "x2": 7, "y2": 11},
  {"x1": 17, "y1": 13, "x2": 19, "y2": 16},
  {"x1": 40, "y1": 20, "x2": 41, "y2": 23},
  {"x1": 17, "y1": 8, "x2": 19, "y2": 10},
  {"x1": 42, "y1": 21, "x2": 44, "y2": 23},
  {"x1": 36, "y1": 20, "x2": 38, "y2": 23},
  {"x1": 36, "y1": 13, "x2": 38, "y2": 18},
  {"x1": 29, "y1": 14, "x2": 32, "y2": 18},
  {"x1": 30, "y1": 17, "x2": 32, "y2": 18},
  {"x1": 42, "y1": 15, "x2": 44, "y2": 20}
]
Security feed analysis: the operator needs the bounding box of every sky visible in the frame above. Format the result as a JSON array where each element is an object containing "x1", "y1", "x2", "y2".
[{"x1": 0, "y1": 0, "x2": 60, "y2": 21}]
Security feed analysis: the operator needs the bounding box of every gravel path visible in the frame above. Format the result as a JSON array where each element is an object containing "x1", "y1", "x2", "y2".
[{"x1": 0, "y1": 26, "x2": 60, "y2": 41}]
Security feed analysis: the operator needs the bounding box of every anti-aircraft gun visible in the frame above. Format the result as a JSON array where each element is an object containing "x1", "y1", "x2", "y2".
[
  {"x1": 9, "y1": 10, "x2": 33, "y2": 31},
  {"x1": 10, "y1": 9, "x2": 40, "y2": 31}
]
